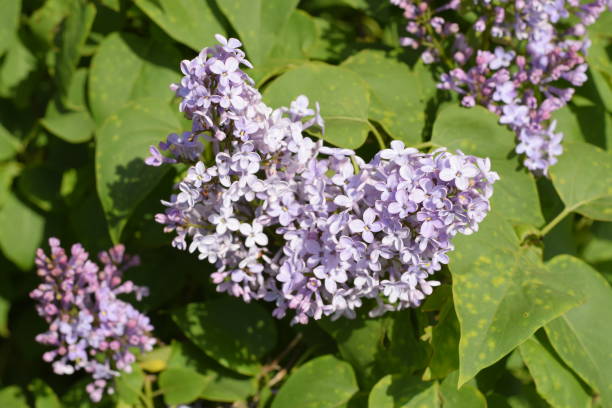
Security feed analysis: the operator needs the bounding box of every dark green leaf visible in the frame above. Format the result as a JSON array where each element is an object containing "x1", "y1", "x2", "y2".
[
  {"x1": 28, "y1": 0, "x2": 71, "y2": 46},
  {"x1": 271, "y1": 355, "x2": 358, "y2": 408},
  {"x1": 545, "y1": 255, "x2": 612, "y2": 408},
  {"x1": 0, "y1": 37, "x2": 37, "y2": 99},
  {"x1": 89, "y1": 32, "x2": 181, "y2": 123},
  {"x1": 30, "y1": 379, "x2": 61, "y2": 408},
  {"x1": 263, "y1": 62, "x2": 371, "y2": 149},
  {"x1": 0, "y1": 193, "x2": 45, "y2": 270},
  {"x1": 368, "y1": 373, "x2": 439, "y2": 408},
  {"x1": 427, "y1": 298, "x2": 460, "y2": 379},
  {"x1": 549, "y1": 141, "x2": 612, "y2": 221},
  {"x1": 519, "y1": 336, "x2": 591, "y2": 408},
  {"x1": 166, "y1": 341, "x2": 257, "y2": 402},
  {"x1": 133, "y1": 0, "x2": 226, "y2": 52},
  {"x1": 432, "y1": 105, "x2": 544, "y2": 226},
  {"x1": 0, "y1": 295, "x2": 8, "y2": 337},
  {"x1": 171, "y1": 298, "x2": 277, "y2": 376},
  {"x1": 218, "y1": 0, "x2": 299, "y2": 66},
  {"x1": 450, "y1": 211, "x2": 584, "y2": 386},
  {"x1": 342, "y1": 50, "x2": 436, "y2": 144},
  {"x1": 95, "y1": 98, "x2": 180, "y2": 243},
  {"x1": 17, "y1": 165, "x2": 63, "y2": 212}
]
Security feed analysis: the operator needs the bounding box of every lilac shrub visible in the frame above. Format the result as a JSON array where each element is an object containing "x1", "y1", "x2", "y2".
[
  {"x1": 391, "y1": 0, "x2": 610, "y2": 175},
  {"x1": 146, "y1": 36, "x2": 499, "y2": 325},
  {"x1": 30, "y1": 239, "x2": 155, "y2": 402}
]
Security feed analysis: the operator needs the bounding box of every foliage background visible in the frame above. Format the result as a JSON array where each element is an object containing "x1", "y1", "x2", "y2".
[{"x1": 0, "y1": 0, "x2": 611, "y2": 407}]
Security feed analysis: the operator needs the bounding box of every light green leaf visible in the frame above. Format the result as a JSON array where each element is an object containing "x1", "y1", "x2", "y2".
[
  {"x1": 133, "y1": 0, "x2": 226, "y2": 52},
  {"x1": 115, "y1": 364, "x2": 145, "y2": 405},
  {"x1": 271, "y1": 355, "x2": 358, "y2": 408},
  {"x1": 0, "y1": 37, "x2": 37, "y2": 99},
  {"x1": 549, "y1": 141, "x2": 612, "y2": 221},
  {"x1": 0, "y1": 0, "x2": 21, "y2": 56},
  {"x1": 0, "y1": 123, "x2": 20, "y2": 161},
  {"x1": 439, "y1": 371, "x2": 486, "y2": 407},
  {"x1": 95, "y1": 98, "x2": 180, "y2": 243},
  {"x1": 263, "y1": 62, "x2": 371, "y2": 149},
  {"x1": 450, "y1": 211, "x2": 584, "y2": 386},
  {"x1": 432, "y1": 105, "x2": 544, "y2": 226},
  {"x1": 0, "y1": 386, "x2": 28, "y2": 408},
  {"x1": 217, "y1": 0, "x2": 299, "y2": 66},
  {"x1": 342, "y1": 50, "x2": 436, "y2": 144},
  {"x1": 30, "y1": 379, "x2": 61, "y2": 408},
  {"x1": 171, "y1": 298, "x2": 277, "y2": 376},
  {"x1": 519, "y1": 336, "x2": 591, "y2": 408},
  {"x1": 0, "y1": 193, "x2": 44, "y2": 270},
  {"x1": 166, "y1": 341, "x2": 256, "y2": 402},
  {"x1": 249, "y1": 10, "x2": 318, "y2": 84},
  {"x1": 89, "y1": 32, "x2": 181, "y2": 123},
  {"x1": 159, "y1": 367, "x2": 210, "y2": 406},
  {"x1": 41, "y1": 110, "x2": 95, "y2": 144},
  {"x1": 545, "y1": 255, "x2": 612, "y2": 408},
  {"x1": 55, "y1": 0, "x2": 96, "y2": 100},
  {"x1": 368, "y1": 373, "x2": 439, "y2": 408},
  {"x1": 29, "y1": 0, "x2": 72, "y2": 46}
]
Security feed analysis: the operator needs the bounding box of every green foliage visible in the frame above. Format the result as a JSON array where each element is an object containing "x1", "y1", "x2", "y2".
[
  {"x1": 1, "y1": 1, "x2": 611, "y2": 407},
  {"x1": 271, "y1": 355, "x2": 359, "y2": 408}
]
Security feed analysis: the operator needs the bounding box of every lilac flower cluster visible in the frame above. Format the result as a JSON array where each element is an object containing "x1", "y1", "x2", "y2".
[
  {"x1": 147, "y1": 35, "x2": 498, "y2": 324},
  {"x1": 30, "y1": 238, "x2": 155, "y2": 402},
  {"x1": 391, "y1": 0, "x2": 610, "y2": 174}
]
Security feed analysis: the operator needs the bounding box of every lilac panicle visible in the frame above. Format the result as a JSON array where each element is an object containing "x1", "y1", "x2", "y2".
[
  {"x1": 30, "y1": 238, "x2": 155, "y2": 402},
  {"x1": 146, "y1": 35, "x2": 499, "y2": 324},
  {"x1": 392, "y1": 0, "x2": 610, "y2": 175}
]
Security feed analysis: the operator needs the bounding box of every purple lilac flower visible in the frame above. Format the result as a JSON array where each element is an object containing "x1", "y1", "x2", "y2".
[
  {"x1": 146, "y1": 36, "x2": 499, "y2": 324},
  {"x1": 392, "y1": 0, "x2": 611, "y2": 175},
  {"x1": 30, "y1": 239, "x2": 155, "y2": 402}
]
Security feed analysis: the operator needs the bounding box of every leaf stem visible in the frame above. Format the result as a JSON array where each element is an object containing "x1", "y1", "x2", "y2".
[
  {"x1": 368, "y1": 121, "x2": 386, "y2": 150},
  {"x1": 539, "y1": 208, "x2": 571, "y2": 237}
]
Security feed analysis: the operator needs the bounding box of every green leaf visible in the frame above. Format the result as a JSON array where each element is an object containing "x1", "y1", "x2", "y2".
[
  {"x1": 30, "y1": 379, "x2": 61, "y2": 408},
  {"x1": 549, "y1": 141, "x2": 612, "y2": 221},
  {"x1": 17, "y1": 165, "x2": 63, "y2": 211},
  {"x1": 271, "y1": 355, "x2": 358, "y2": 408},
  {"x1": 342, "y1": 50, "x2": 436, "y2": 144},
  {"x1": 263, "y1": 62, "x2": 371, "y2": 149},
  {"x1": 166, "y1": 341, "x2": 256, "y2": 402},
  {"x1": 29, "y1": 0, "x2": 72, "y2": 46},
  {"x1": 55, "y1": 0, "x2": 96, "y2": 100},
  {"x1": 0, "y1": 37, "x2": 37, "y2": 99},
  {"x1": 0, "y1": 193, "x2": 45, "y2": 270},
  {"x1": 89, "y1": 32, "x2": 181, "y2": 123},
  {"x1": 115, "y1": 364, "x2": 145, "y2": 405},
  {"x1": 368, "y1": 373, "x2": 439, "y2": 408},
  {"x1": 133, "y1": 0, "x2": 226, "y2": 52},
  {"x1": 217, "y1": 0, "x2": 299, "y2": 66},
  {"x1": 427, "y1": 298, "x2": 460, "y2": 380},
  {"x1": 171, "y1": 298, "x2": 277, "y2": 376},
  {"x1": 0, "y1": 0, "x2": 21, "y2": 57},
  {"x1": 41, "y1": 110, "x2": 95, "y2": 144},
  {"x1": 439, "y1": 371, "x2": 486, "y2": 407},
  {"x1": 159, "y1": 367, "x2": 210, "y2": 405},
  {"x1": 0, "y1": 161, "x2": 21, "y2": 208},
  {"x1": 432, "y1": 105, "x2": 544, "y2": 226},
  {"x1": 0, "y1": 295, "x2": 8, "y2": 337},
  {"x1": 95, "y1": 98, "x2": 180, "y2": 243},
  {"x1": 0, "y1": 386, "x2": 28, "y2": 408},
  {"x1": 519, "y1": 336, "x2": 591, "y2": 408},
  {"x1": 450, "y1": 211, "x2": 584, "y2": 386},
  {"x1": 0, "y1": 123, "x2": 20, "y2": 161},
  {"x1": 249, "y1": 10, "x2": 318, "y2": 84},
  {"x1": 544, "y1": 255, "x2": 612, "y2": 408}
]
